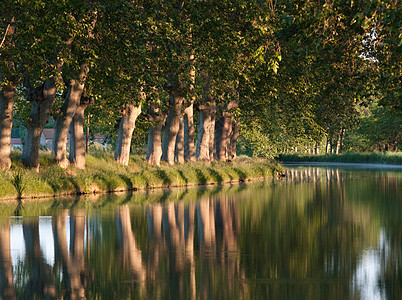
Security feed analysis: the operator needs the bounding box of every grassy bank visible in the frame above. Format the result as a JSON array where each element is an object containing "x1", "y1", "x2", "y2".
[
  {"x1": 277, "y1": 152, "x2": 402, "y2": 165},
  {"x1": 0, "y1": 151, "x2": 282, "y2": 200}
]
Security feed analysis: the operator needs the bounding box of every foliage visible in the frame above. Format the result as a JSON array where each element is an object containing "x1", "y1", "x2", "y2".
[
  {"x1": 344, "y1": 102, "x2": 401, "y2": 152},
  {"x1": 1, "y1": 0, "x2": 400, "y2": 163}
]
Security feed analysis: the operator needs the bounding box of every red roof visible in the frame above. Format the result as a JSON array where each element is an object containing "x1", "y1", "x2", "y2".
[
  {"x1": 11, "y1": 138, "x2": 22, "y2": 145},
  {"x1": 94, "y1": 134, "x2": 105, "y2": 141},
  {"x1": 42, "y1": 128, "x2": 54, "y2": 139}
]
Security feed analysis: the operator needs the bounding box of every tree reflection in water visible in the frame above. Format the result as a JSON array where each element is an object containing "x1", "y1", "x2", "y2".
[
  {"x1": 116, "y1": 205, "x2": 146, "y2": 296},
  {"x1": 23, "y1": 217, "x2": 56, "y2": 299},
  {"x1": 53, "y1": 210, "x2": 86, "y2": 299},
  {"x1": 0, "y1": 218, "x2": 15, "y2": 300},
  {"x1": 0, "y1": 166, "x2": 400, "y2": 299}
]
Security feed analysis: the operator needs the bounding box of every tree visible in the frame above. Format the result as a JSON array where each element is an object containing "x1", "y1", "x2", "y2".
[{"x1": 0, "y1": 13, "x2": 17, "y2": 169}]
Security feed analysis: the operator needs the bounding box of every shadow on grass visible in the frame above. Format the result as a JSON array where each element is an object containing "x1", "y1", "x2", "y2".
[
  {"x1": 119, "y1": 175, "x2": 133, "y2": 190},
  {"x1": 208, "y1": 168, "x2": 223, "y2": 184},
  {"x1": 68, "y1": 177, "x2": 80, "y2": 193},
  {"x1": 47, "y1": 180, "x2": 61, "y2": 193},
  {"x1": 232, "y1": 168, "x2": 247, "y2": 182},
  {"x1": 195, "y1": 169, "x2": 207, "y2": 185},
  {"x1": 94, "y1": 173, "x2": 121, "y2": 191},
  {"x1": 157, "y1": 169, "x2": 172, "y2": 186},
  {"x1": 177, "y1": 170, "x2": 188, "y2": 184},
  {"x1": 256, "y1": 166, "x2": 268, "y2": 178}
]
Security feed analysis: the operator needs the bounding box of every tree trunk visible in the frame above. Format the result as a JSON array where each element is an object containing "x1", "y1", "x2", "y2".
[
  {"x1": 314, "y1": 142, "x2": 320, "y2": 155},
  {"x1": 215, "y1": 101, "x2": 238, "y2": 161},
  {"x1": 214, "y1": 117, "x2": 223, "y2": 159},
  {"x1": 335, "y1": 135, "x2": 341, "y2": 154},
  {"x1": 229, "y1": 118, "x2": 239, "y2": 159},
  {"x1": 161, "y1": 99, "x2": 184, "y2": 164},
  {"x1": 21, "y1": 78, "x2": 57, "y2": 171},
  {"x1": 52, "y1": 64, "x2": 89, "y2": 168},
  {"x1": 215, "y1": 117, "x2": 228, "y2": 161},
  {"x1": 69, "y1": 94, "x2": 93, "y2": 169},
  {"x1": 339, "y1": 128, "x2": 346, "y2": 154},
  {"x1": 161, "y1": 76, "x2": 184, "y2": 165},
  {"x1": 183, "y1": 103, "x2": 195, "y2": 162},
  {"x1": 196, "y1": 107, "x2": 211, "y2": 161},
  {"x1": 146, "y1": 122, "x2": 164, "y2": 166},
  {"x1": 209, "y1": 107, "x2": 216, "y2": 161},
  {"x1": 114, "y1": 103, "x2": 142, "y2": 166},
  {"x1": 331, "y1": 134, "x2": 337, "y2": 154},
  {"x1": 326, "y1": 136, "x2": 331, "y2": 154},
  {"x1": 174, "y1": 116, "x2": 185, "y2": 163},
  {"x1": 146, "y1": 104, "x2": 166, "y2": 166},
  {"x1": 85, "y1": 115, "x2": 89, "y2": 153},
  {"x1": 0, "y1": 79, "x2": 16, "y2": 170},
  {"x1": 195, "y1": 71, "x2": 217, "y2": 162},
  {"x1": 391, "y1": 129, "x2": 398, "y2": 152}
]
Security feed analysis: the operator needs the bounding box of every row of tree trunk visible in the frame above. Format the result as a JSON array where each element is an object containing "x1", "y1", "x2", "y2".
[
  {"x1": 325, "y1": 128, "x2": 346, "y2": 154},
  {"x1": 1, "y1": 71, "x2": 239, "y2": 171}
]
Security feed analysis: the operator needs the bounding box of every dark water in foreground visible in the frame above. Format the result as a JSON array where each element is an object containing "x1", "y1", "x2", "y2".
[{"x1": 0, "y1": 165, "x2": 401, "y2": 299}]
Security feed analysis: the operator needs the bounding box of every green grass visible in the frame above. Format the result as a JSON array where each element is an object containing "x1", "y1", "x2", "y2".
[
  {"x1": 0, "y1": 151, "x2": 282, "y2": 200},
  {"x1": 277, "y1": 152, "x2": 402, "y2": 165}
]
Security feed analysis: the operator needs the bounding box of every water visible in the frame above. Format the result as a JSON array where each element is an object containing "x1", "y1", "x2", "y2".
[{"x1": 0, "y1": 165, "x2": 401, "y2": 299}]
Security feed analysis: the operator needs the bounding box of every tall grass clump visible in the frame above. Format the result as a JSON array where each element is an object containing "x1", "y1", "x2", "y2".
[{"x1": 11, "y1": 170, "x2": 26, "y2": 199}]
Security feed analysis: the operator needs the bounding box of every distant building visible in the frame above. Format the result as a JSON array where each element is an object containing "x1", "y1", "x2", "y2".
[
  {"x1": 41, "y1": 128, "x2": 55, "y2": 149},
  {"x1": 39, "y1": 129, "x2": 106, "y2": 149},
  {"x1": 10, "y1": 128, "x2": 106, "y2": 151},
  {"x1": 11, "y1": 138, "x2": 22, "y2": 149},
  {"x1": 93, "y1": 134, "x2": 107, "y2": 148}
]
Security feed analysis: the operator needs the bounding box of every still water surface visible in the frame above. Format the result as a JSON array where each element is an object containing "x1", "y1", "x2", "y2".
[{"x1": 0, "y1": 164, "x2": 401, "y2": 299}]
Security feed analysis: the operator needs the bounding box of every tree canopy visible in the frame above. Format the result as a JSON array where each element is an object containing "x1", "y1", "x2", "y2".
[{"x1": 1, "y1": 0, "x2": 400, "y2": 169}]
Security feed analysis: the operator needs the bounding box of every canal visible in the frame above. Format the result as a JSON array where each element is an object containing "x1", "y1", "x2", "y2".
[{"x1": 0, "y1": 164, "x2": 400, "y2": 299}]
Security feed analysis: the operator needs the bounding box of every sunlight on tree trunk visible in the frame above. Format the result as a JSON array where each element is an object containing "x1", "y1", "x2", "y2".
[
  {"x1": 174, "y1": 116, "x2": 185, "y2": 164},
  {"x1": 52, "y1": 64, "x2": 89, "y2": 168},
  {"x1": 183, "y1": 102, "x2": 196, "y2": 162},
  {"x1": 21, "y1": 77, "x2": 58, "y2": 171},
  {"x1": 114, "y1": 104, "x2": 142, "y2": 166},
  {"x1": 0, "y1": 80, "x2": 16, "y2": 170},
  {"x1": 161, "y1": 92, "x2": 184, "y2": 165},
  {"x1": 69, "y1": 94, "x2": 93, "y2": 169}
]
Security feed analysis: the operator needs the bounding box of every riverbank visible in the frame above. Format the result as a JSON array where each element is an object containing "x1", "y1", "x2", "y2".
[
  {"x1": 277, "y1": 152, "x2": 402, "y2": 165},
  {"x1": 0, "y1": 151, "x2": 283, "y2": 200}
]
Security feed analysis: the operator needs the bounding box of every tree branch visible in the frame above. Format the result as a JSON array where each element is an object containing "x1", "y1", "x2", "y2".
[{"x1": 0, "y1": 17, "x2": 15, "y2": 51}]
